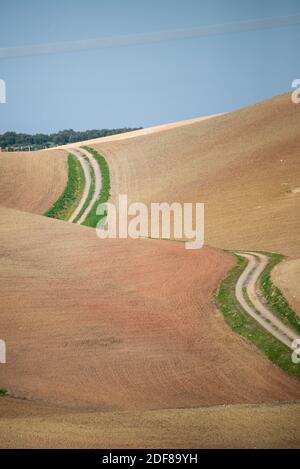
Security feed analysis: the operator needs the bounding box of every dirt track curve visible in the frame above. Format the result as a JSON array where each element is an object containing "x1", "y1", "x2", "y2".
[
  {"x1": 68, "y1": 147, "x2": 102, "y2": 224},
  {"x1": 68, "y1": 150, "x2": 91, "y2": 223},
  {"x1": 235, "y1": 251, "x2": 299, "y2": 349}
]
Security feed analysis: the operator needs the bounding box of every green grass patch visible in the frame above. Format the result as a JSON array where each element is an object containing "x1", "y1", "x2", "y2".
[
  {"x1": 81, "y1": 146, "x2": 110, "y2": 228},
  {"x1": 215, "y1": 254, "x2": 300, "y2": 380},
  {"x1": 0, "y1": 388, "x2": 9, "y2": 396},
  {"x1": 44, "y1": 153, "x2": 85, "y2": 221},
  {"x1": 258, "y1": 252, "x2": 300, "y2": 334}
]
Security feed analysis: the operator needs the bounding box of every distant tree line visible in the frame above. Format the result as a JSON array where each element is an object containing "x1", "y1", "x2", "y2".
[{"x1": 0, "y1": 127, "x2": 142, "y2": 151}]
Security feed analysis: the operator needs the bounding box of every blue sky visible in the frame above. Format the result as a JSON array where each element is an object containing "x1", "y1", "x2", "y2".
[{"x1": 0, "y1": 0, "x2": 300, "y2": 133}]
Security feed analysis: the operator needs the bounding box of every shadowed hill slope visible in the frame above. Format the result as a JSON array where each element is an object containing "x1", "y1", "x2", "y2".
[{"x1": 0, "y1": 149, "x2": 68, "y2": 215}]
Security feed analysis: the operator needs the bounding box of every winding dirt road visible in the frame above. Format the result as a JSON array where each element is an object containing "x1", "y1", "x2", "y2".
[
  {"x1": 235, "y1": 251, "x2": 299, "y2": 349},
  {"x1": 68, "y1": 151, "x2": 91, "y2": 223},
  {"x1": 68, "y1": 147, "x2": 102, "y2": 225}
]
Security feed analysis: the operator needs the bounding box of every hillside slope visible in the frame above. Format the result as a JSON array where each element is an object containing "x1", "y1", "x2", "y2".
[
  {"x1": 0, "y1": 399, "x2": 299, "y2": 448},
  {"x1": 1, "y1": 206, "x2": 299, "y2": 410},
  {"x1": 0, "y1": 149, "x2": 68, "y2": 214},
  {"x1": 272, "y1": 258, "x2": 300, "y2": 317},
  {"x1": 86, "y1": 93, "x2": 300, "y2": 255}
]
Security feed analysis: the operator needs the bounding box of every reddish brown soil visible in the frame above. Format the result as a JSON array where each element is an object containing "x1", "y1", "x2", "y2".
[{"x1": 0, "y1": 207, "x2": 299, "y2": 411}]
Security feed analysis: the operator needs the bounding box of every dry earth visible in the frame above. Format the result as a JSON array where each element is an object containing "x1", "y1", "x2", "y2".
[
  {"x1": 0, "y1": 149, "x2": 68, "y2": 214},
  {"x1": 1, "y1": 206, "x2": 299, "y2": 412},
  {"x1": 1, "y1": 93, "x2": 300, "y2": 448},
  {"x1": 0, "y1": 398, "x2": 299, "y2": 448},
  {"x1": 2, "y1": 94, "x2": 299, "y2": 256},
  {"x1": 80, "y1": 93, "x2": 300, "y2": 256},
  {"x1": 272, "y1": 258, "x2": 300, "y2": 317},
  {"x1": 52, "y1": 113, "x2": 223, "y2": 149}
]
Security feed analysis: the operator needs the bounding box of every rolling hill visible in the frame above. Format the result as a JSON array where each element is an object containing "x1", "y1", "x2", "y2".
[
  {"x1": 0, "y1": 92, "x2": 299, "y2": 448},
  {"x1": 0, "y1": 398, "x2": 299, "y2": 448},
  {"x1": 81, "y1": 92, "x2": 300, "y2": 256},
  {"x1": 1, "y1": 93, "x2": 299, "y2": 257},
  {"x1": 1, "y1": 206, "x2": 299, "y2": 411}
]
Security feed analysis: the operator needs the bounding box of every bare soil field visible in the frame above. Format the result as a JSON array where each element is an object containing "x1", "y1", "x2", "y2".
[
  {"x1": 53, "y1": 113, "x2": 223, "y2": 149},
  {"x1": 0, "y1": 149, "x2": 68, "y2": 214},
  {"x1": 2, "y1": 94, "x2": 299, "y2": 257},
  {"x1": 0, "y1": 398, "x2": 299, "y2": 448},
  {"x1": 272, "y1": 258, "x2": 300, "y2": 317},
  {"x1": 1, "y1": 206, "x2": 299, "y2": 412},
  {"x1": 83, "y1": 93, "x2": 300, "y2": 256},
  {"x1": 1, "y1": 93, "x2": 299, "y2": 449}
]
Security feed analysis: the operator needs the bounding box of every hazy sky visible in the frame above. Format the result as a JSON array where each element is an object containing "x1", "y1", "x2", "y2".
[{"x1": 0, "y1": 0, "x2": 300, "y2": 133}]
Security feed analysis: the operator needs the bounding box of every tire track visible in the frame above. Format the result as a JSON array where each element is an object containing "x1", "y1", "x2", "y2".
[
  {"x1": 235, "y1": 251, "x2": 299, "y2": 349},
  {"x1": 68, "y1": 151, "x2": 91, "y2": 223},
  {"x1": 67, "y1": 147, "x2": 102, "y2": 225}
]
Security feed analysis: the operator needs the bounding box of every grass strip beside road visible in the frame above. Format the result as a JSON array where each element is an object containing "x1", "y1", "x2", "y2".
[
  {"x1": 259, "y1": 252, "x2": 300, "y2": 334},
  {"x1": 215, "y1": 254, "x2": 300, "y2": 380},
  {"x1": 81, "y1": 146, "x2": 110, "y2": 228},
  {"x1": 44, "y1": 154, "x2": 85, "y2": 221}
]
